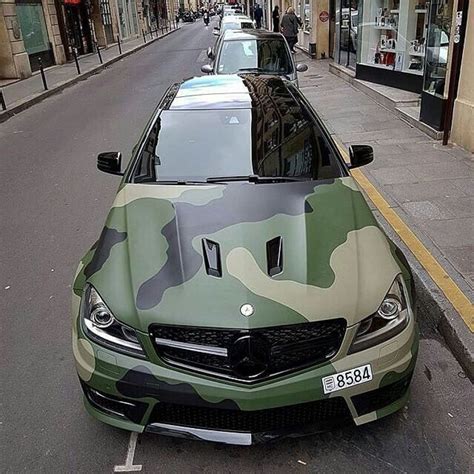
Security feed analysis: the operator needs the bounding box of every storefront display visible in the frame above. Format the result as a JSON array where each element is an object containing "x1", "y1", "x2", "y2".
[
  {"x1": 334, "y1": 0, "x2": 455, "y2": 133},
  {"x1": 359, "y1": 0, "x2": 428, "y2": 74}
]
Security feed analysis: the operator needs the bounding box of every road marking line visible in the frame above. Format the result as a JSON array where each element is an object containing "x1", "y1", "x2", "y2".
[
  {"x1": 114, "y1": 432, "x2": 142, "y2": 472},
  {"x1": 337, "y1": 143, "x2": 473, "y2": 332}
]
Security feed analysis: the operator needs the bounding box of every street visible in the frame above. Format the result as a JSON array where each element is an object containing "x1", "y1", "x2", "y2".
[{"x1": 1, "y1": 19, "x2": 472, "y2": 473}]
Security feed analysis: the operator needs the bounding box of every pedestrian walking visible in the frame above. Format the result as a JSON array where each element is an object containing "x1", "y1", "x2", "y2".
[
  {"x1": 280, "y1": 7, "x2": 300, "y2": 52},
  {"x1": 272, "y1": 6, "x2": 280, "y2": 33},
  {"x1": 254, "y1": 4, "x2": 263, "y2": 29}
]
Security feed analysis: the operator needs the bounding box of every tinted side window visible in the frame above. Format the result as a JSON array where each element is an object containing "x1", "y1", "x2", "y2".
[{"x1": 253, "y1": 85, "x2": 343, "y2": 180}]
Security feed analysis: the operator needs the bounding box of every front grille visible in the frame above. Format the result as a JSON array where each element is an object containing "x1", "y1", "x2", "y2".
[
  {"x1": 351, "y1": 374, "x2": 412, "y2": 416},
  {"x1": 150, "y1": 320, "x2": 346, "y2": 382},
  {"x1": 149, "y1": 398, "x2": 351, "y2": 432}
]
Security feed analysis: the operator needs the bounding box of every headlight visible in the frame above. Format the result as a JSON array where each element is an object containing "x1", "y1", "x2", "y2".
[
  {"x1": 81, "y1": 284, "x2": 146, "y2": 358},
  {"x1": 349, "y1": 275, "x2": 410, "y2": 353}
]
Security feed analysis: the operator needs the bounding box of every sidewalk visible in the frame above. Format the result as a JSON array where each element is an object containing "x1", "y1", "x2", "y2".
[
  {"x1": 0, "y1": 27, "x2": 179, "y2": 123},
  {"x1": 298, "y1": 56, "x2": 473, "y2": 376}
]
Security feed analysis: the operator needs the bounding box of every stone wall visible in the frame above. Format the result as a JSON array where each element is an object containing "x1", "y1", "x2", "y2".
[
  {"x1": 451, "y1": 3, "x2": 473, "y2": 152},
  {"x1": 43, "y1": 0, "x2": 66, "y2": 64},
  {"x1": 0, "y1": 0, "x2": 66, "y2": 79},
  {"x1": 0, "y1": 0, "x2": 31, "y2": 78}
]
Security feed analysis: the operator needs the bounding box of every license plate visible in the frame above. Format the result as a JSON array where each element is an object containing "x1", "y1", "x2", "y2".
[{"x1": 322, "y1": 364, "x2": 373, "y2": 394}]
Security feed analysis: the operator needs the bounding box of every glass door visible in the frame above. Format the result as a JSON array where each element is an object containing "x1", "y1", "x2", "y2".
[
  {"x1": 338, "y1": 0, "x2": 358, "y2": 68},
  {"x1": 423, "y1": 0, "x2": 453, "y2": 98},
  {"x1": 297, "y1": 0, "x2": 311, "y2": 51}
]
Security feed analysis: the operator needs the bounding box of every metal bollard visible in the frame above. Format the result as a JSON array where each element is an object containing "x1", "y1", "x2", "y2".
[
  {"x1": 142, "y1": 30, "x2": 146, "y2": 43},
  {"x1": 117, "y1": 35, "x2": 122, "y2": 55},
  {"x1": 0, "y1": 89, "x2": 6, "y2": 111},
  {"x1": 161, "y1": 23, "x2": 164, "y2": 35},
  {"x1": 96, "y1": 43, "x2": 103, "y2": 64},
  {"x1": 150, "y1": 28, "x2": 153, "y2": 39},
  {"x1": 38, "y1": 57, "x2": 48, "y2": 90},
  {"x1": 72, "y1": 48, "x2": 81, "y2": 74}
]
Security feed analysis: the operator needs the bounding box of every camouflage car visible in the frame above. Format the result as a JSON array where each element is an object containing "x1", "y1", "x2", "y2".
[{"x1": 73, "y1": 75, "x2": 418, "y2": 445}]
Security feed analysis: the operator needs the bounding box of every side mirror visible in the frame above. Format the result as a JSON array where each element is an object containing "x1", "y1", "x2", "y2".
[
  {"x1": 296, "y1": 63, "x2": 308, "y2": 72},
  {"x1": 97, "y1": 152, "x2": 123, "y2": 175},
  {"x1": 201, "y1": 64, "x2": 213, "y2": 74},
  {"x1": 207, "y1": 47, "x2": 214, "y2": 59},
  {"x1": 213, "y1": 27, "x2": 220, "y2": 36},
  {"x1": 348, "y1": 145, "x2": 373, "y2": 169}
]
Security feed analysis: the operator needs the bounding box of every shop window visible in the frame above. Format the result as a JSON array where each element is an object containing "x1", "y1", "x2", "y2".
[{"x1": 359, "y1": 0, "x2": 429, "y2": 76}]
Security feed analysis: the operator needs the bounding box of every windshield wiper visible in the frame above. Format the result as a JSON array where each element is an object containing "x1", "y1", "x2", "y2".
[
  {"x1": 154, "y1": 179, "x2": 208, "y2": 185},
  {"x1": 236, "y1": 67, "x2": 266, "y2": 73},
  {"x1": 206, "y1": 175, "x2": 309, "y2": 183}
]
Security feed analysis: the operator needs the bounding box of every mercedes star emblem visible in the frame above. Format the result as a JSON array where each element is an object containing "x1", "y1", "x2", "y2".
[
  {"x1": 229, "y1": 335, "x2": 270, "y2": 378},
  {"x1": 240, "y1": 303, "x2": 254, "y2": 317}
]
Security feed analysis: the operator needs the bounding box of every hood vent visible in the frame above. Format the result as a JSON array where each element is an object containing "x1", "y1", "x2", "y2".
[
  {"x1": 202, "y1": 239, "x2": 222, "y2": 277},
  {"x1": 266, "y1": 236, "x2": 283, "y2": 277}
]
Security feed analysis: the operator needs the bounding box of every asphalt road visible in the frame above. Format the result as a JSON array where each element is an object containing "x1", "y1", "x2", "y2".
[{"x1": 1, "y1": 19, "x2": 472, "y2": 473}]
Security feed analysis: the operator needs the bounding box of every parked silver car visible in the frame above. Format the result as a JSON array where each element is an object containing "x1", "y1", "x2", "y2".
[{"x1": 202, "y1": 30, "x2": 308, "y2": 86}]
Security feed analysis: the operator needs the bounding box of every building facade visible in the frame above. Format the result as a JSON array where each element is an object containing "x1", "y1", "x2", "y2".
[
  {"x1": 263, "y1": 0, "x2": 330, "y2": 58},
  {"x1": 0, "y1": 0, "x2": 66, "y2": 78},
  {"x1": 0, "y1": 0, "x2": 172, "y2": 80},
  {"x1": 330, "y1": 0, "x2": 471, "y2": 146},
  {"x1": 450, "y1": 1, "x2": 472, "y2": 152}
]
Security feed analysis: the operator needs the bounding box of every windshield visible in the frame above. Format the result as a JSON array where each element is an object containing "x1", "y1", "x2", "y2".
[
  {"x1": 135, "y1": 110, "x2": 252, "y2": 181},
  {"x1": 133, "y1": 99, "x2": 343, "y2": 183},
  {"x1": 221, "y1": 22, "x2": 252, "y2": 32},
  {"x1": 217, "y1": 39, "x2": 293, "y2": 75}
]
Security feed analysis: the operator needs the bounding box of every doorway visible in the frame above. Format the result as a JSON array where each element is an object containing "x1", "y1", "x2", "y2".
[
  {"x1": 329, "y1": 0, "x2": 335, "y2": 58},
  {"x1": 15, "y1": 0, "x2": 55, "y2": 71},
  {"x1": 64, "y1": 2, "x2": 93, "y2": 55},
  {"x1": 117, "y1": 0, "x2": 138, "y2": 39},
  {"x1": 296, "y1": 0, "x2": 311, "y2": 51},
  {"x1": 338, "y1": 0, "x2": 358, "y2": 69}
]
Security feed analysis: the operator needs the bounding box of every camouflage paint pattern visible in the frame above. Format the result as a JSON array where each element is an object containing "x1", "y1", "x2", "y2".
[{"x1": 72, "y1": 175, "x2": 418, "y2": 433}]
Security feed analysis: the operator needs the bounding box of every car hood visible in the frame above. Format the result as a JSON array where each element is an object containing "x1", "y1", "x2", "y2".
[{"x1": 76, "y1": 178, "x2": 402, "y2": 332}]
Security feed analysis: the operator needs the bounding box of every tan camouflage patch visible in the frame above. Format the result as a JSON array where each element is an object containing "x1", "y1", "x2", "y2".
[
  {"x1": 226, "y1": 226, "x2": 401, "y2": 325},
  {"x1": 72, "y1": 293, "x2": 81, "y2": 325},
  {"x1": 340, "y1": 176, "x2": 360, "y2": 192},
  {"x1": 73, "y1": 338, "x2": 95, "y2": 382}
]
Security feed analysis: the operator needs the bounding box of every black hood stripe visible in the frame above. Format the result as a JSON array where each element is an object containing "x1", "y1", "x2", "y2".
[{"x1": 136, "y1": 180, "x2": 329, "y2": 310}]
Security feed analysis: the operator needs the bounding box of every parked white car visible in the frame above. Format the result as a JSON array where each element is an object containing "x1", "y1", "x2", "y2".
[{"x1": 214, "y1": 16, "x2": 255, "y2": 36}]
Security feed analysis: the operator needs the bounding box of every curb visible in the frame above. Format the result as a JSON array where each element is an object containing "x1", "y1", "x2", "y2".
[
  {"x1": 0, "y1": 28, "x2": 179, "y2": 124},
  {"x1": 376, "y1": 209, "x2": 473, "y2": 381},
  {"x1": 331, "y1": 137, "x2": 473, "y2": 381}
]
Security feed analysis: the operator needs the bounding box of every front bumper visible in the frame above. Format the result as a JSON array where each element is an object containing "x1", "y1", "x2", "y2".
[{"x1": 74, "y1": 312, "x2": 418, "y2": 444}]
